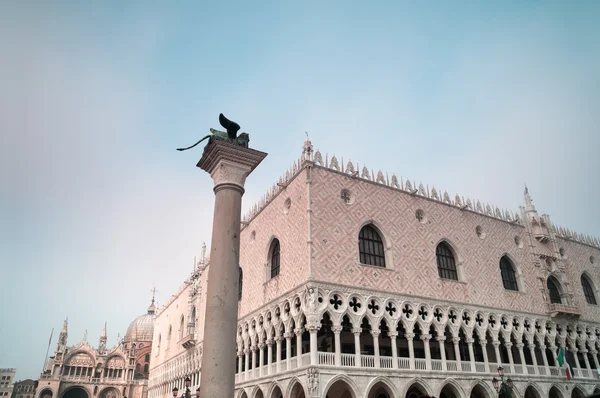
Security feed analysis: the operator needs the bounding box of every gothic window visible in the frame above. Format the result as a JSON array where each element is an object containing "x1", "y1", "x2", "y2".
[
  {"x1": 500, "y1": 256, "x2": 518, "y2": 291},
  {"x1": 167, "y1": 326, "x2": 172, "y2": 348},
  {"x1": 358, "y1": 224, "x2": 386, "y2": 267},
  {"x1": 157, "y1": 334, "x2": 161, "y2": 355},
  {"x1": 547, "y1": 276, "x2": 562, "y2": 304},
  {"x1": 238, "y1": 267, "x2": 243, "y2": 300},
  {"x1": 269, "y1": 239, "x2": 280, "y2": 278},
  {"x1": 145, "y1": 354, "x2": 149, "y2": 362},
  {"x1": 179, "y1": 315, "x2": 185, "y2": 340},
  {"x1": 581, "y1": 275, "x2": 597, "y2": 305},
  {"x1": 436, "y1": 242, "x2": 457, "y2": 280}
]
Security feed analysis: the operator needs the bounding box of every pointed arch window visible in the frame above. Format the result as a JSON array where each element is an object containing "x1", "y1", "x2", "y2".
[
  {"x1": 167, "y1": 326, "x2": 172, "y2": 349},
  {"x1": 500, "y1": 256, "x2": 518, "y2": 291},
  {"x1": 359, "y1": 224, "x2": 386, "y2": 267},
  {"x1": 547, "y1": 276, "x2": 562, "y2": 304},
  {"x1": 269, "y1": 239, "x2": 280, "y2": 278},
  {"x1": 581, "y1": 275, "x2": 597, "y2": 305},
  {"x1": 436, "y1": 242, "x2": 457, "y2": 280},
  {"x1": 179, "y1": 315, "x2": 185, "y2": 340}
]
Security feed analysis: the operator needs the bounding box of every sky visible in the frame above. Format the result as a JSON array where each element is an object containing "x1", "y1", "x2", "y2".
[{"x1": 1, "y1": 1, "x2": 599, "y2": 380}]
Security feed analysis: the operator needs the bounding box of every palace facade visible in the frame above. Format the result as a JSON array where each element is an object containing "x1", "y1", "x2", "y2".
[{"x1": 148, "y1": 138, "x2": 600, "y2": 398}]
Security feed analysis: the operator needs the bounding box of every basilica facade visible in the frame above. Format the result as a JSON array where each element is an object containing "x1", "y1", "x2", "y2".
[
  {"x1": 36, "y1": 301, "x2": 155, "y2": 398},
  {"x1": 148, "y1": 139, "x2": 600, "y2": 398}
]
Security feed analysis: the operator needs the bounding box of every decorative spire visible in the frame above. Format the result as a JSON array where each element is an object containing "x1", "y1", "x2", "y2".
[
  {"x1": 98, "y1": 322, "x2": 107, "y2": 354},
  {"x1": 148, "y1": 284, "x2": 157, "y2": 314},
  {"x1": 101, "y1": 321, "x2": 107, "y2": 338},
  {"x1": 82, "y1": 330, "x2": 88, "y2": 342},
  {"x1": 524, "y1": 184, "x2": 535, "y2": 211},
  {"x1": 302, "y1": 133, "x2": 313, "y2": 162},
  {"x1": 56, "y1": 317, "x2": 68, "y2": 353},
  {"x1": 201, "y1": 242, "x2": 206, "y2": 263}
]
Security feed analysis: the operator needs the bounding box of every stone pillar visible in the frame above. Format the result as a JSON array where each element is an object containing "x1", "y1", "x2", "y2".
[
  {"x1": 480, "y1": 341, "x2": 489, "y2": 372},
  {"x1": 590, "y1": 349, "x2": 600, "y2": 370},
  {"x1": 258, "y1": 343, "x2": 265, "y2": 377},
  {"x1": 237, "y1": 352, "x2": 243, "y2": 376},
  {"x1": 466, "y1": 338, "x2": 476, "y2": 373},
  {"x1": 244, "y1": 349, "x2": 250, "y2": 377},
  {"x1": 369, "y1": 330, "x2": 379, "y2": 368},
  {"x1": 295, "y1": 328, "x2": 303, "y2": 368},
  {"x1": 528, "y1": 344, "x2": 539, "y2": 374},
  {"x1": 389, "y1": 332, "x2": 398, "y2": 369},
  {"x1": 332, "y1": 327, "x2": 342, "y2": 366},
  {"x1": 266, "y1": 340, "x2": 273, "y2": 375},
  {"x1": 197, "y1": 140, "x2": 267, "y2": 397},
  {"x1": 505, "y1": 342, "x2": 515, "y2": 374},
  {"x1": 251, "y1": 347, "x2": 257, "y2": 378},
  {"x1": 421, "y1": 334, "x2": 432, "y2": 370},
  {"x1": 516, "y1": 343, "x2": 528, "y2": 375},
  {"x1": 571, "y1": 346, "x2": 582, "y2": 371},
  {"x1": 285, "y1": 332, "x2": 293, "y2": 370},
  {"x1": 309, "y1": 325, "x2": 319, "y2": 365},
  {"x1": 492, "y1": 340, "x2": 502, "y2": 367},
  {"x1": 275, "y1": 336, "x2": 282, "y2": 373},
  {"x1": 353, "y1": 328, "x2": 361, "y2": 367},
  {"x1": 406, "y1": 333, "x2": 415, "y2": 370},
  {"x1": 539, "y1": 344, "x2": 550, "y2": 375},
  {"x1": 436, "y1": 336, "x2": 447, "y2": 371},
  {"x1": 452, "y1": 337, "x2": 462, "y2": 371},
  {"x1": 582, "y1": 349, "x2": 591, "y2": 371}
]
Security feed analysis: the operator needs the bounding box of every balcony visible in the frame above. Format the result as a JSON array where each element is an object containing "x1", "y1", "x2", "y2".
[
  {"x1": 180, "y1": 334, "x2": 197, "y2": 349},
  {"x1": 548, "y1": 304, "x2": 581, "y2": 317}
]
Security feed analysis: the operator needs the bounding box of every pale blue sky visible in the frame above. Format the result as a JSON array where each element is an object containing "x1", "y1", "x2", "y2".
[{"x1": 1, "y1": 1, "x2": 599, "y2": 380}]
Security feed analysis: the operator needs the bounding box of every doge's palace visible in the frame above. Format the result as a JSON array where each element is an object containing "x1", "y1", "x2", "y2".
[{"x1": 149, "y1": 137, "x2": 600, "y2": 398}]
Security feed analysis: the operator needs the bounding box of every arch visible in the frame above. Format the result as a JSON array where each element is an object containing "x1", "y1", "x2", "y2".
[
  {"x1": 237, "y1": 389, "x2": 249, "y2": 398},
  {"x1": 268, "y1": 238, "x2": 281, "y2": 279},
  {"x1": 547, "y1": 275, "x2": 564, "y2": 304},
  {"x1": 61, "y1": 387, "x2": 90, "y2": 398},
  {"x1": 286, "y1": 378, "x2": 307, "y2": 398},
  {"x1": 548, "y1": 385, "x2": 565, "y2": 398},
  {"x1": 469, "y1": 383, "x2": 492, "y2": 398},
  {"x1": 250, "y1": 386, "x2": 264, "y2": 398},
  {"x1": 358, "y1": 223, "x2": 386, "y2": 267},
  {"x1": 179, "y1": 315, "x2": 185, "y2": 340},
  {"x1": 436, "y1": 241, "x2": 459, "y2": 281},
  {"x1": 571, "y1": 385, "x2": 586, "y2": 398},
  {"x1": 64, "y1": 350, "x2": 95, "y2": 366},
  {"x1": 365, "y1": 376, "x2": 399, "y2": 398},
  {"x1": 98, "y1": 388, "x2": 119, "y2": 398},
  {"x1": 39, "y1": 389, "x2": 53, "y2": 398},
  {"x1": 500, "y1": 255, "x2": 519, "y2": 291},
  {"x1": 523, "y1": 384, "x2": 543, "y2": 398},
  {"x1": 581, "y1": 273, "x2": 598, "y2": 305},
  {"x1": 322, "y1": 374, "x2": 357, "y2": 398},
  {"x1": 403, "y1": 377, "x2": 434, "y2": 398},
  {"x1": 438, "y1": 378, "x2": 466, "y2": 398},
  {"x1": 266, "y1": 383, "x2": 283, "y2": 398}
]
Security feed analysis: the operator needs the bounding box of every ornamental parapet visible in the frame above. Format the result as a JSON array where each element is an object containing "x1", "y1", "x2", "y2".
[{"x1": 548, "y1": 304, "x2": 582, "y2": 318}]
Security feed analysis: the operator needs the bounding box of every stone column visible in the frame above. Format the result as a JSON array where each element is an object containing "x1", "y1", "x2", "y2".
[
  {"x1": 308, "y1": 325, "x2": 319, "y2": 365},
  {"x1": 492, "y1": 340, "x2": 502, "y2": 367},
  {"x1": 353, "y1": 328, "x2": 362, "y2": 367},
  {"x1": 406, "y1": 333, "x2": 416, "y2": 370},
  {"x1": 480, "y1": 341, "x2": 489, "y2": 372},
  {"x1": 516, "y1": 343, "x2": 528, "y2": 375},
  {"x1": 244, "y1": 349, "x2": 250, "y2": 377},
  {"x1": 571, "y1": 346, "x2": 582, "y2": 371},
  {"x1": 237, "y1": 352, "x2": 243, "y2": 377},
  {"x1": 275, "y1": 336, "x2": 283, "y2": 373},
  {"x1": 251, "y1": 346, "x2": 257, "y2": 378},
  {"x1": 590, "y1": 349, "x2": 600, "y2": 370},
  {"x1": 421, "y1": 334, "x2": 432, "y2": 370},
  {"x1": 452, "y1": 337, "x2": 462, "y2": 371},
  {"x1": 436, "y1": 336, "x2": 447, "y2": 371},
  {"x1": 539, "y1": 344, "x2": 550, "y2": 375},
  {"x1": 505, "y1": 342, "x2": 515, "y2": 374},
  {"x1": 295, "y1": 328, "x2": 303, "y2": 368},
  {"x1": 266, "y1": 340, "x2": 273, "y2": 375},
  {"x1": 371, "y1": 330, "x2": 381, "y2": 368},
  {"x1": 582, "y1": 349, "x2": 591, "y2": 371},
  {"x1": 285, "y1": 332, "x2": 293, "y2": 370},
  {"x1": 466, "y1": 338, "x2": 476, "y2": 373},
  {"x1": 258, "y1": 343, "x2": 265, "y2": 377},
  {"x1": 528, "y1": 343, "x2": 539, "y2": 374},
  {"x1": 332, "y1": 327, "x2": 342, "y2": 366},
  {"x1": 197, "y1": 140, "x2": 267, "y2": 397},
  {"x1": 389, "y1": 332, "x2": 398, "y2": 369}
]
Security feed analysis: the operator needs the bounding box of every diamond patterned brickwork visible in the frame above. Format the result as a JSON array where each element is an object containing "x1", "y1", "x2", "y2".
[
  {"x1": 310, "y1": 166, "x2": 548, "y2": 314},
  {"x1": 238, "y1": 170, "x2": 310, "y2": 318},
  {"x1": 555, "y1": 237, "x2": 600, "y2": 322}
]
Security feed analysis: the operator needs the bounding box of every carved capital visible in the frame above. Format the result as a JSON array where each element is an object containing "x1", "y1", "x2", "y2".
[
  {"x1": 307, "y1": 323, "x2": 320, "y2": 333},
  {"x1": 331, "y1": 326, "x2": 343, "y2": 334},
  {"x1": 504, "y1": 342, "x2": 513, "y2": 349},
  {"x1": 370, "y1": 330, "x2": 381, "y2": 338},
  {"x1": 405, "y1": 333, "x2": 415, "y2": 340},
  {"x1": 294, "y1": 328, "x2": 305, "y2": 336},
  {"x1": 465, "y1": 338, "x2": 475, "y2": 345},
  {"x1": 197, "y1": 140, "x2": 267, "y2": 191},
  {"x1": 452, "y1": 337, "x2": 461, "y2": 344},
  {"x1": 284, "y1": 332, "x2": 294, "y2": 339},
  {"x1": 389, "y1": 331, "x2": 399, "y2": 338},
  {"x1": 538, "y1": 344, "x2": 546, "y2": 350},
  {"x1": 352, "y1": 328, "x2": 362, "y2": 335},
  {"x1": 580, "y1": 349, "x2": 588, "y2": 354},
  {"x1": 420, "y1": 334, "x2": 432, "y2": 342},
  {"x1": 266, "y1": 339, "x2": 274, "y2": 346},
  {"x1": 258, "y1": 343, "x2": 265, "y2": 350},
  {"x1": 515, "y1": 343, "x2": 524, "y2": 350},
  {"x1": 274, "y1": 336, "x2": 283, "y2": 343},
  {"x1": 243, "y1": 349, "x2": 249, "y2": 355},
  {"x1": 251, "y1": 345, "x2": 259, "y2": 352},
  {"x1": 492, "y1": 341, "x2": 501, "y2": 348},
  {"x1": 435, "y1": 336, "x2": 446, "y2": 342}
]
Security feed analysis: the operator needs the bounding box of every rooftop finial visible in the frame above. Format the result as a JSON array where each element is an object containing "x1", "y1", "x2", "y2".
[
  {"x1": 201, "y1": 242, "x2": 207, "y2": 263},
  {"x1": 148, "y1": 283, "x2": 158, "y2": 314}
]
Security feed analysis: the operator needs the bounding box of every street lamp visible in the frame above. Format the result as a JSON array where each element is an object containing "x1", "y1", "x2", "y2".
[{"x1": 492, "y1": 366, "x2": 513, "y2": 398}]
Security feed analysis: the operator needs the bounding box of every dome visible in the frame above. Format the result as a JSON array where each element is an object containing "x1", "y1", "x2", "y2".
[{"x1": 124, "y1": 305, "x2": 155, "y2": 343}]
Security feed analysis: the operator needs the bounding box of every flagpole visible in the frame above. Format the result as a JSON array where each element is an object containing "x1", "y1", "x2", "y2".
[{"x1": 42, "y1": 328, "x2": 54, "y2": 375}]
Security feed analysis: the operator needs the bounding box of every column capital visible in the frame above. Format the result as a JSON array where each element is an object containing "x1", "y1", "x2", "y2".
[
  {"x1": 284, "y1": 332, "x2": 294, "y2": 339},
  {"x1": 420, "y1": 334, "x2": 432, "y2": 342},
  {"x1": 331, "y1": 326, "x2": 343, "y2": 334},
  {"x1": 435, "y1": 336, "x2": 446, "y2": 342},
  {"x1": 549, "y1": 344, "x2": 557, "y2": 350},
  {"x1": 243, "y1": 349, "x2": 250, "y2": 355},
  {"x1": 307, "y1": 323, "x2": 320, "y2": 333},
  {"x1": 266, "y1": 339, "x2": 274, "y2": 346},
  {"x1": 251, "y1": 345, "x2": 259, "y2": 352},
  {"x1": 504, "y1": 342, "x2": 513, "y2": 349},
  {"x1": 352, "y1": 328, "x2": 362, "y2": 335},
  {"x1": 515, "y1": 343, "x2": 524, "y2": 350},
  {"x1": 538, "y1": 344, "x2": 546, "y2": 350},
  {"x1": 479, "y1": 340, "x2": 488, "y2": 347},
  {"x1": 294, "y1": 328, "x2": 305, "y2": 336},
  {"x1": 590, "y1": 349, "x2": 598, "y2": 355},
  {"x1": 465, "y1": 338, "x2": 474, "y2": 345},
  {"x1": 274, "y1": 336, "x2": 283, "y2": 342},
  {"x1": 405, "y1": 333, "x2": 415, "y2": 340},
  {"x1": 197, "y1": 140, "x2": 268, "y2": 192},
  {"x1": 528, "y1": 343, "x2": 537, "y2": 350},
  {"x1": 389, "y1": 331, "x2": 399, "y2": 338},
  {"x1": 258, "y1": 343, "x2": 265, "y2": 349},
  {"x1": 370, "y1": 330, "x2": 381, "y2": 338},
  {"x1": 580, "y1": 348, "x2": 588, "y2": 354},
  {"x1": 452, "y1": 337, "x2": 461, "y2": 344}
]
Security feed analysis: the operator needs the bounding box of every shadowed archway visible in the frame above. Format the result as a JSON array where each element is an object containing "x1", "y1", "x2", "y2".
[
  {"x1": 549, "y1": 386, "x2": 564, "y2": 398},
  {"x1": 470, "y1": 384, "x2": 490, "y2": 398},
  {"x1": 62, "y1": 387, "x2": 88, "y2": 398},
  {"x1": 290, "y1": 382, "x2": 306, "y2": 398},
  {"x1": 366, "y1": 379, "x2": 395, "y2": 398},
  {"x1": 325, "y1": 379, "x2": 355, "y2": 398},
  {"x1": 40, "y1": 390, "x2": 53, "y2": 398},
  {"x1": 524, "y1": 386, "x2": 541, "y2": 398},
  {"x1": 269, "y1": 385, "x2": 283, "y2": 398}
]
